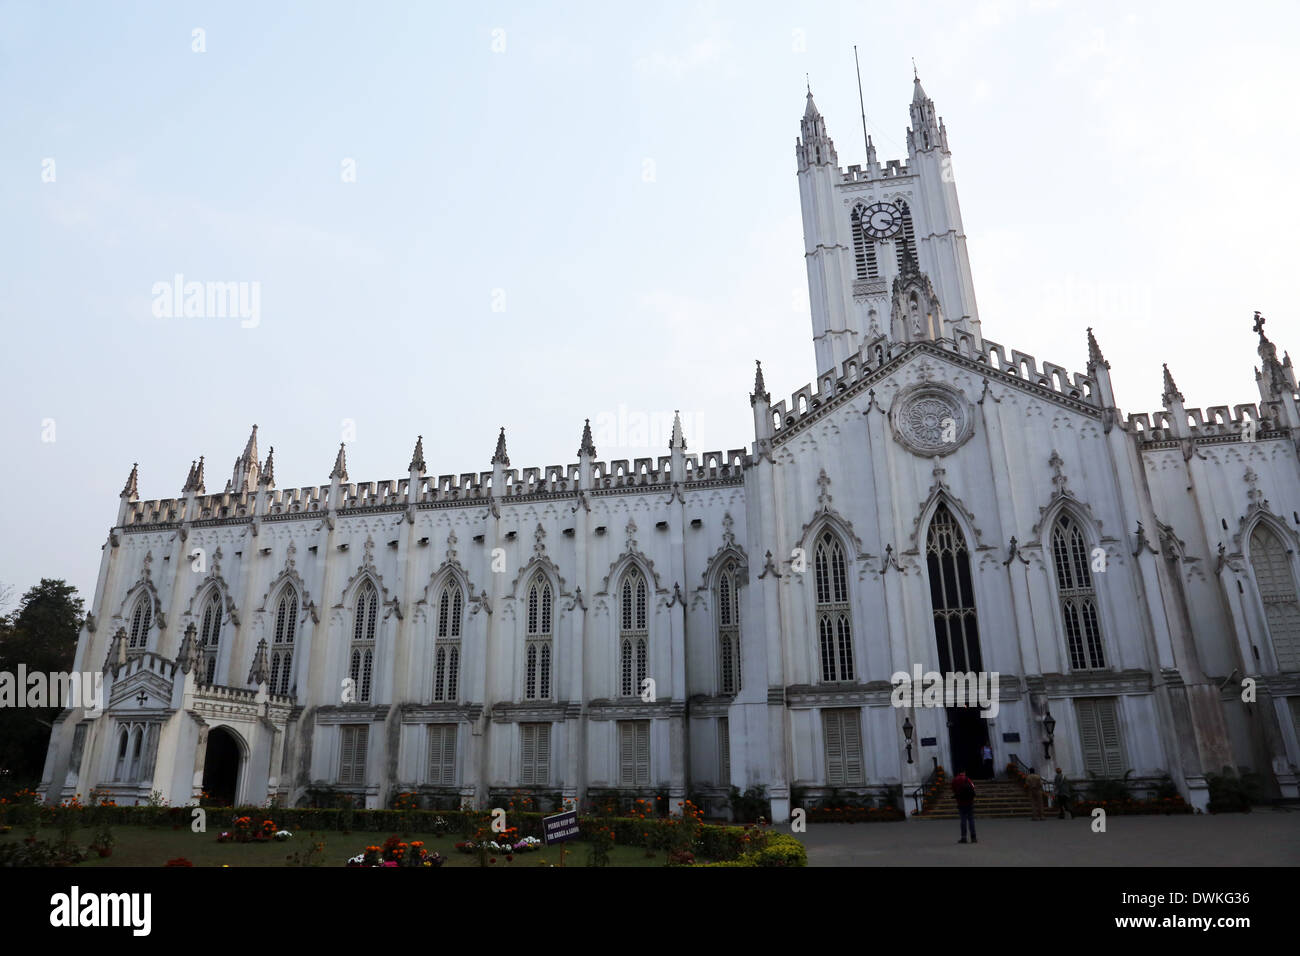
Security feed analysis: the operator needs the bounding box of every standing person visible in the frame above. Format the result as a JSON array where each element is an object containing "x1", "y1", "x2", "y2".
[
  {"x1": 1054, "y1": 767, "x2": 1073, "y2": 819},
  {"x1": 1025, "y1": 767, "x2": 1045, "y2": 820},
  {"x1": 952, "y1": 769, "x2": 977, "y2": 844},
  {"x1": 981, "y1": 743, "x2": 994, "y2": 779}
]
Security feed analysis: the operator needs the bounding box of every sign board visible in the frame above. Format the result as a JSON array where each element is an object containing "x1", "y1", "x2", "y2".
[
  {"x1": 920, "y1": 736, "x2": 937, "y2": 747},
  {"x1": 1002, "y1": 732, "x2": 1021, "y2": 743},
  {"x1": 542, "y1": 809, "x2": 579, "y2": 845}
]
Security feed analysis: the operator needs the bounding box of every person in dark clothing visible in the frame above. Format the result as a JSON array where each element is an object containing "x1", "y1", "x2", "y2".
[
  {"x1": 1054, "y1": 767, "x2": 1073, "y2": 819},
  {"x1": 952, "y1": 770, "x2": 977, "y2": 843}
]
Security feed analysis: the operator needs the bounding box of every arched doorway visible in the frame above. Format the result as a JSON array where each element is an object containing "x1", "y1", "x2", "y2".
[
  {"x1": 924, "y1": 503, "x2": 992, "y2": 778},
  {"x1": 201, "y1": 726, "x2": 242, "y2": 806}
]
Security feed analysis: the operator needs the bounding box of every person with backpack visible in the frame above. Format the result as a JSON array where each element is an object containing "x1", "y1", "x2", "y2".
[{"x1": 952, "y1": 769, "x2": 977, "y2": 843}]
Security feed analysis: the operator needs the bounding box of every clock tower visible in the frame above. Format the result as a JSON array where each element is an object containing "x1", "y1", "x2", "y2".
[{"x1": 796, "y1": 73, "x2": 983, "y2": 376}]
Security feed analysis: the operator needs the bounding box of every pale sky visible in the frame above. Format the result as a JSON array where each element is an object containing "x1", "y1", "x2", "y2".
[{"x1": 2, "y1": 0, "x2": 1298, "y2": 606}]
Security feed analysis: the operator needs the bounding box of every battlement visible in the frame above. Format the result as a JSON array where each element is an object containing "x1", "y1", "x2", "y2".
[
  {"x1": 1126, "y1": 401, "x2": 1287, "y2": 443},
  {"x1": 769, "y1": 331, "x2": 1098, "y2": 440},
  {"x1": 841, "y1": 158, "x2": 911, "y2": 184},
  {"x1": 122, "y1": 450, "x2": 747, "y2": 528}
]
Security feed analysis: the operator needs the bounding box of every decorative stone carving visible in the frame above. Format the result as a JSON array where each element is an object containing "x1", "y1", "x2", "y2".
[{"x1": 889, "y1": 381, "x2": 974, "y2": 456}]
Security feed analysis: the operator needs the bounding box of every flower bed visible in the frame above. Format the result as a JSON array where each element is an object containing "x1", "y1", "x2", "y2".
[
  {"x1": 1069, "y1": 797, "x2": 1193, "y2": 816},
  {"x1": 0, "y1": 803, "x2": 765, "y2": 863},
  {"x1": 346, "y1": 835, "x2": 445, "y2": 867}
]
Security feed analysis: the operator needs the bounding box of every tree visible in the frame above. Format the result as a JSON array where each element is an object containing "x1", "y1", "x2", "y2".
[{"x1": 0, "y1": 579, "x2": 85, "y2": 790}]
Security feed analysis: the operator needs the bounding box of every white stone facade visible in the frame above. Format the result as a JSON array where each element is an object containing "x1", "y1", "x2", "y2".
[{"x1": 39, "y1": 77, "x2": 1300, "y2": 819}]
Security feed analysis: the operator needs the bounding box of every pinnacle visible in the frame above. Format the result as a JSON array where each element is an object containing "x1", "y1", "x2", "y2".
[
  {"x1": 259, "y1": 446, "x2": 275, "y2": 486},
  {"x1": 122, "y1": 462, "x2": 139, "y2": 499},
  {"x1": 751, "y1": 359, "x2": 770, "y2": 404},
  {"x1": 409, "y1": 435, "x2": 426, "y2": 473},
  {"x1": 1086, "y1": 327, "x2": 1110, "y2": 370},
  {"x1": 670, "y1": 410, "x2": 686, "y2": 450},
  {"x1": 1161, "y1": 363, "x2": 1184, "y2": 406},
  {"x1": 330, "y1": 443, "x2": 349, "y2": 482},
  {"x1": 491, "y1": 427, "x2": 510, "y2": 466},
  {"x1": 242, "y1": 424, "x2": 258, "y2": 462},
  {"x1": 578, "y1": 418, "x2": 596, "y2": 458}
]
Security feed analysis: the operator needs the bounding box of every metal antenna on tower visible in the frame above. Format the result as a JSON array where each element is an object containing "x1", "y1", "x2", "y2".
[{"x1": 854, "y1": 45, "x2": 870, "y2": 161}]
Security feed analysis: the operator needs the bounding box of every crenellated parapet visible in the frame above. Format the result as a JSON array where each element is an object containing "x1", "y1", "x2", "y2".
[
  {"x1": 1126, "y1": 401, "x2": 1289, "y2": 444},
  {"x1": 120, "y1": 450, "x2": 747, "y2": 530},
  {"x1": 767, "y1": 330, "x2": 1099, "y2": 443}
]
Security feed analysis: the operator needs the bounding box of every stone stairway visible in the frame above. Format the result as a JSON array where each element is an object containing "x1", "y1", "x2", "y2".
[{"x1": 916, "y1": 778, "x2": 1038, "y2": 819}]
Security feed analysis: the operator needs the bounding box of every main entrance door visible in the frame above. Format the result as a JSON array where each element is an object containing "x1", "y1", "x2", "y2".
[
  {"x1": 925, "y1": 504, "x2": 990, "y2": 777},
  {"x1": 947, "y1": 707, "x2": 991, "y2": 778},
  {"x1": 201, "y1": 726, "x2": 241, "y2": 806}
]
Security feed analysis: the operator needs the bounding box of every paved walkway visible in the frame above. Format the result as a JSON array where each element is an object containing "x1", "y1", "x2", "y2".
[{"x1": 798, "y1": 811, "x2": 1300, "y2": 866}]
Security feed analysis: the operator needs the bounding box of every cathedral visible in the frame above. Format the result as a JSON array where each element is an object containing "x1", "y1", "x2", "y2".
[{"x1": 38, "y1": 75, "x2": 1300, "y2": 820}]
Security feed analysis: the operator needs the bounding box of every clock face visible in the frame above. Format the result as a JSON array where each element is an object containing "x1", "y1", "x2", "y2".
[{"x1": 861, "y1": 201, "x2": 902, "y2": 240}]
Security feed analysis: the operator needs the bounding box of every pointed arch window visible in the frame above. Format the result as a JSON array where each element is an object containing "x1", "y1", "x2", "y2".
[
  {"x1": 434, "y1": 582, "x2": 463, "y2": 702},
  {"x1": 270, "y1": 586, "x2": 298, "y2": 697},
  {"x1": 1250, "y1": 523, "x2": 1300, "y2": 671},
  {"x1": 198, "y1": 593, "x2": 222, "y2": 684},
  {"x1": 1051, "y1": 514, "x2": 1106, "y2": 670},
  {"x1": 894, "y1": 199, "x2": 917, "y2": 271},
  {"x1": 717, "y1": 560, "x2": 742, "y2": 694},
  {"x1": 115, "y1": 727, "x2": 130, "y2": 780},
  {"x1": 814, "y1": 531, "x2": 854, "y2": 682},
  {"x1": 850, "y1": 204, "x2": 879, "y2": 279},
  {"x1": 619, "y1": 567, "x2": 649, "y2": 698},
  {"x1": 524, "y1": 575, "x2": 553, "y2": 700},
  {"x1": 127, "y1": 595, "x2": 152, "y2": 653},
  {"x1": 349, "y1": 581, "x2": 378, "y2": 703},
  {"x1": 925, "y1": 503, "x2": 982, "y2": 674}
]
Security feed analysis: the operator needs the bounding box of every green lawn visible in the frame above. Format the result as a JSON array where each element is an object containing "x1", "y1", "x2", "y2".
[{"x1": 0, "y1": 825, "x2": 674, "y2": 867}]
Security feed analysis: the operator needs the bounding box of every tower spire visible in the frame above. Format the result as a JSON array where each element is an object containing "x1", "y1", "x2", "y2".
[
  {"x1": 491, "y1": 427, "x2": 509, "y2": 466},
  {"x1": 796, "y1": 85, "x2": 838, "y2": 171},
  {"x1": 908, "y1": 68, "x2": 945, "y2": 153},
  {"x1": 182, "y1": 461, "x2": 196, "y2": 495}
]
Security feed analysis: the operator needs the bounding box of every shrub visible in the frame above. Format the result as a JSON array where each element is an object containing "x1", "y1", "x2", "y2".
[
  {"x1": 1206, "y1": 766, "x2": 1263, "y2": 813},
  {"x1": 1086, "y1": 769, "x2": 1133, "y2": 803},
  {"x1": 697, "y1": 833, "x2": 807, "y2": 867}
]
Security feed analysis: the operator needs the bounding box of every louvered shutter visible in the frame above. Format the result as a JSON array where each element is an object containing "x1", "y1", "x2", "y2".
[
  {"x1": 443, "y1": 725, "x2": 457, "y2": 784},
  {"x1": 536, "y1": 724, "x2": 550, "y2": 785},
  {"x1": 620, "y1": 722, "x2": 636, "y2": 785},
  {"x1": 340, "y1": 726, "x2": 357, "y2": 784},
  {"x1": 354, "y1": 725, "x2": 369, "y2": 784},
  {"x1": 635, "y1": 721, "x2": 650, "y2": 785},
  {"x1": 428, "y1": 726, "x2": 441, "y2": 783},
  {"x1": 842, "y1": 710, "x2": 864, "y2": 784},
  {"x1": 719, "y1": 718, "x2": 731, "y2": 784},
  {"x1": 521, "y1": 724, "x2": 536, "y2": 785},
  {"x1": 824, "y1": 710, "x2": 844, "y2": 785},
  {"x1": 1097, "y1": 699, "x2": 1125, "y2": 777},
  {"x1": 1077, "y1": 699, "x2": 1103, "y2": 776}
]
